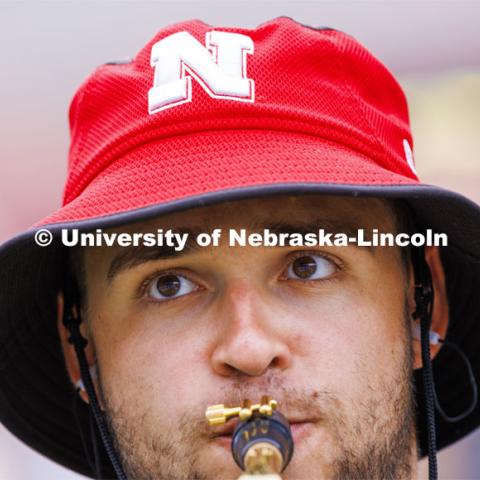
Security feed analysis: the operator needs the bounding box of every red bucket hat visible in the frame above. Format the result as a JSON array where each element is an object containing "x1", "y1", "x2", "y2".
[{"x1": 1, "y1": 17, "x2": 479, "y2": 479}]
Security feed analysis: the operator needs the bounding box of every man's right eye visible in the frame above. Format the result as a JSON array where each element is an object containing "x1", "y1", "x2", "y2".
[
  {"x1": 147, "y1": 274, "x2": 198, "y2": 301},
  {"x1": 285, "y1": 253, "x2": 338, "y2": 281}
]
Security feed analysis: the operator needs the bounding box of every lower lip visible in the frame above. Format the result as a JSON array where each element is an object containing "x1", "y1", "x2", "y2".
[
  {"x1": 214, "y1": 422, "x2": 313, "y2": 448},
  {"x1": 290, "y1": 421, "x2": 313, "y2": 442}
]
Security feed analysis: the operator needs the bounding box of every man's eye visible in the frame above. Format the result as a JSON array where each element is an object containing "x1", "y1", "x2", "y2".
[
  {"x1": 286, "y1": 254, "x2": 337, "y2": 280},
  {"x1": 148, "y1": 274, "x2": 197, "y2": 300}
]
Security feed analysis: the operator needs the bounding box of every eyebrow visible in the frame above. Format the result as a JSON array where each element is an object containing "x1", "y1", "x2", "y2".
[
  {"x1": 107, "y1": 228, "x2": 202, "y2": 281},
  {"x1": 106, "y1": 218, "x2": 374, "y2": 281},
  {"x1": 259, "y1": 219, "x2": 364, "y2": 238}
]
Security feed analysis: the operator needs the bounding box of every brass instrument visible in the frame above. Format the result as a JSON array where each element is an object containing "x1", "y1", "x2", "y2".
[{"x1": 206, "y1": 396, "x2": 294, "y2": 479}]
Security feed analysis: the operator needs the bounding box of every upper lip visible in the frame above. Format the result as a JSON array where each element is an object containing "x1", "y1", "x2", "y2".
[{"x1": 207, "y1": 416, "x2": 314, "y2": 439}]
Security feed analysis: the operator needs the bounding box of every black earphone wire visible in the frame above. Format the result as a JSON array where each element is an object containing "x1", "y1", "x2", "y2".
[{"x1": 433, "y1": 338, "x2": 478, "y2": 423}]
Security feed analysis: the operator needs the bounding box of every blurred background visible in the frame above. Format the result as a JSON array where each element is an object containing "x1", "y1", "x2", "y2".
[{"x1": 1, "y1": 0, "x2": 479, "y2": 478}]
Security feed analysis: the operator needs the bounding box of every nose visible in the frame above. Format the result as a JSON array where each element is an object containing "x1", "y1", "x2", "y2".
[{"x1": 210, "y1": 281, "x2": 292, "y2": 377}]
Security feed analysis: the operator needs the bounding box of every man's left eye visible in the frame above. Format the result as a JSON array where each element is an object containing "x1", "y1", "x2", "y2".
[
  {"x1": 286, "y1": 254, "x2": 337, "y2": 280},
  {"x1": 148, "y1": 274, "x2": 197, "y2": 301}
]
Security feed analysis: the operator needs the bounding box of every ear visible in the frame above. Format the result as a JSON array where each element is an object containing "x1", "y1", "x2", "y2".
[
  {"x1": 56, "y1": 291, "x2": 102, "y2": 406},
  {"x1": 410, "y1": 246, "x2": 450, "y2": 369}
]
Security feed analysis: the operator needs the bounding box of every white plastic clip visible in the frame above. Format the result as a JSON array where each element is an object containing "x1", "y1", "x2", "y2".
[
  {"x1": 412, "y1": 323, "x2": 441, "y2": 345},
  {"x1": 75, "y1": 364, "x2": 98, "y2": 391}
]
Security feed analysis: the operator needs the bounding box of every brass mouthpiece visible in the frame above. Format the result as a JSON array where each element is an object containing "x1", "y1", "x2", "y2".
[
  {"x1": 205, "y1": 396, "x2": 278, "y2": 426},
  {"x1": 205, "y1": 396, "x2": 294, "y2": 477}
]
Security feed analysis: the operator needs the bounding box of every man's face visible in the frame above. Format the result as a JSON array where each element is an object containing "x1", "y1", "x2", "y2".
[{"x1": 78, "y1": 195, "x2": 416, "y2": 479}]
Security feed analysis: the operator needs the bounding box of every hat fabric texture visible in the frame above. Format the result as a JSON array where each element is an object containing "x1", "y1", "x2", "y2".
[{"x1": 1, "y1": 17, "x2": 479, "y2": 478}]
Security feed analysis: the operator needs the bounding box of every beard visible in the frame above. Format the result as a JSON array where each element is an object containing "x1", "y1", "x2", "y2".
[{"x1": 97, "y1": 310, "x2": 416, "y2": 480}]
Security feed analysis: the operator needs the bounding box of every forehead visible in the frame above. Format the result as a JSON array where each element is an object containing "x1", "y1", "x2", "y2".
[
  {"x1": 112, "y1": 195, "x2": 397, "y2": 233},
  {"x1": 80, "y1": 195, "x2": 399, "y2": 274},
  {"x1": 79, "y1": 195, "x2": 401, "y2": 284}
]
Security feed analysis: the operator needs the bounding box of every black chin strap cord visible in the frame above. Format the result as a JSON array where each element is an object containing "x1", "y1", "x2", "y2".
[
  {"x1": 89, "y1": 407, "x2": 104, "y2": 479},
  {"x1": 72, "y1": 388, "x2": 98, "y2": 476},
  {"x1": 412, "y1": 246, "x2": 438, "y2": 480},
  {"x1": 63, "y1": 280, "x2": 127, "y2": 480}
]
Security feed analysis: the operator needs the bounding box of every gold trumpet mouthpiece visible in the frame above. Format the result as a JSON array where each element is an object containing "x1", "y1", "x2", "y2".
[
  {"x1": 205, "y1": 396, "x2": 278, "y2": 426},
  {"x1": 205, "y1": 396, "x2": 293, "y2": 478}
]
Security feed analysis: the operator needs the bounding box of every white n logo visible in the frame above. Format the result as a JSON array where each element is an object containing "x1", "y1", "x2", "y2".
[{"x1": 148, "y1": 31, "x2": 255, "y2": 114}]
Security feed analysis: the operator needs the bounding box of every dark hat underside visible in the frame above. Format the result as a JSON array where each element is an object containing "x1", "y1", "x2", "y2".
[{"x1": 1, "y1": 183, "x2": 480, "y2": 479}]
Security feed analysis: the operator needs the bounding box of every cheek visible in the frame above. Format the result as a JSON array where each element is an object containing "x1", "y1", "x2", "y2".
[
  {"x1": 287, "y1": 278, "x2": 407, "y2": 395},
  {"x1": 93, "y1": 309, "x2": 209, "y2": 424}
]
